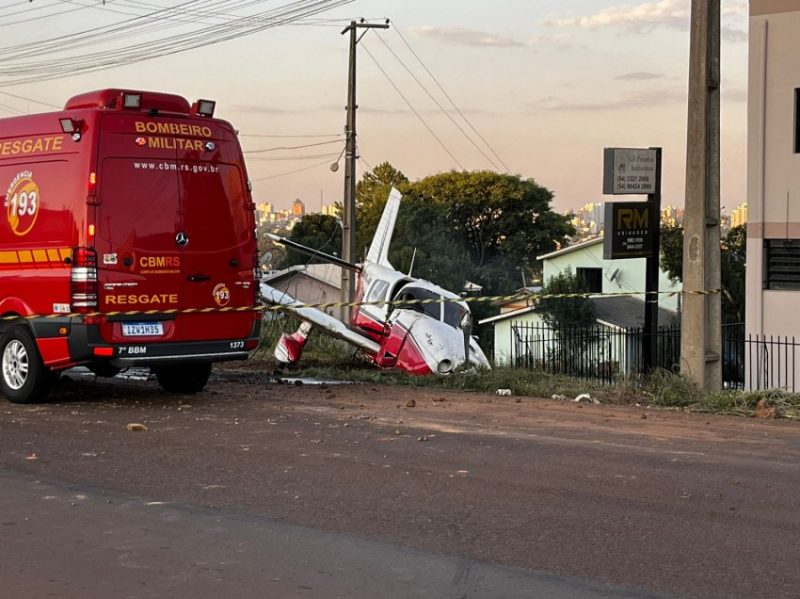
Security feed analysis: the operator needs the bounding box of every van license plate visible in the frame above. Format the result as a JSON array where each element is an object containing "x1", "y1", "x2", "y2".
[{"x1": 122, "y1": 322, "x2": 164, "y2": 337}]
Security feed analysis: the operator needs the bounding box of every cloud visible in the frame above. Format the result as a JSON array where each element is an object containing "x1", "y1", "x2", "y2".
[
  {"x1": 616, "y1": 72, "x2": 665, "y2": 81},
  {"x1": 722, "y1": 27, "x2": 748, "y2": 43},
  {"x1": 528, "y1": 32, "x2": 575, "y2": 50},
  {"x1": 410, "y1": 26, "x2": 525, "y2": 48},
  {"x1": 544, "y1": 0, "x2": 748, "y2": 42},
  {"x1": 532, "y1": 86, "x2": 687, "y2": 112},
  {"x1": 543, "y1": 0, "x2": 688, "y2": 33},
  {"x1": 231, "y1": 104, "x2": 299, "y2": 115},
  {"x1": 723, "y1": 88, "x2": 747, "y2": 103},
  {"x1": 533, "y1": 83, "x2": 746, "y2": 112}
]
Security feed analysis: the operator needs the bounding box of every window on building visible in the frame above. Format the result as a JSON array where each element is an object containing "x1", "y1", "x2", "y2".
[
  {"x1": 764, "y1": 239, "x2": 800, "y2": 290},
  {"x1": 576, "y1": 267, "x2": 603, "y2": 293},
  {"x1": 795, "y1": 89, "x2": 800, "y2": 153}
]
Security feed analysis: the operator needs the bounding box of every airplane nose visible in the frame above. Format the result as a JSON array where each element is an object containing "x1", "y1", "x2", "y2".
[{"x1": 437, "y1": 359, "x2": 454, "y2": 374}]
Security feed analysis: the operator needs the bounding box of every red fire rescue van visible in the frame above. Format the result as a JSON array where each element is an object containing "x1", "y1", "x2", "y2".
[{"x1": 0, "y1": 89, "x2": 260, "y2": 403}]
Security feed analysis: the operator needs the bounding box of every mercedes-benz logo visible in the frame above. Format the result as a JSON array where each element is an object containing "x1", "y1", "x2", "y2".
[{"x1": 176, "y1": 232, "x2": 189, "y2": 247}]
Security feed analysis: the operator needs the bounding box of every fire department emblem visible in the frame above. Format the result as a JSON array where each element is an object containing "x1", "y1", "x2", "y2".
[
  {"x1": 212, "y1": 283, "x2": 230, "y2": 307},
  {"x1": 5, "y1": 171, "x2": 40, "y2": 237}
]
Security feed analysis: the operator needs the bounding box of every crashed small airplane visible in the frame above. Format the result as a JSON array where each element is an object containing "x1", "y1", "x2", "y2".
[{"x1": 260, "y1": 188, "x2": 490, "y2": 375}]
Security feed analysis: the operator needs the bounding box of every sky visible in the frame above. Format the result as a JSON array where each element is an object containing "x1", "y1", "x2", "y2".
[{"x1": 0, "y1": 0, "x2": 750, "y2": 213}]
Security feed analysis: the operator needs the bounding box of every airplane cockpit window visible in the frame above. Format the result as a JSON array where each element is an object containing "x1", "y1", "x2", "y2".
[
  {"x1": 394, "y1": 286, "x2": 467, "y2": 328},
  {"x1": 366, "y1": 280, "x2": 390, "y2": 305},
  {"x1": 443, "y1": 301, "x2": 469, "y2": 329}
]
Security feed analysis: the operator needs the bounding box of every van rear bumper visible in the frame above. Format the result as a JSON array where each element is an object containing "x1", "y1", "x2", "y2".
[{"x1": 64, "y1": 319, "x2": 260, "y2": 367}]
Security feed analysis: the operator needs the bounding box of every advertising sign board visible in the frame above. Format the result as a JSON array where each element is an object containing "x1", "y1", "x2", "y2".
[
  {"x1": 603, "y1": 201, "x2": 655, "y2": 260},
  {"x1": 603, "y1": 148, "x2": 658, "y2": 195}
]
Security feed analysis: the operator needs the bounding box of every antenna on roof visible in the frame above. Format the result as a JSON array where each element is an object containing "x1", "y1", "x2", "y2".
[{"x1": 407, "y1": 247, "x2": 417, "y2": 277}]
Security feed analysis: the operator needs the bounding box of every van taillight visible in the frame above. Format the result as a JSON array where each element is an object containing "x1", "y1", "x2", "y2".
[{"x1": 70, "y1": 247, "x2": 98, "y2": 313}]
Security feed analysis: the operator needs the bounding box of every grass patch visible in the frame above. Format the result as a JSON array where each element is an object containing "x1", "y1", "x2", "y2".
[
  {"x1": 288, "y1": 358, "x2": 800, "y2": 418},
  {"x1": 255, "y1": 317, "x2": 800, "y2": 418}
]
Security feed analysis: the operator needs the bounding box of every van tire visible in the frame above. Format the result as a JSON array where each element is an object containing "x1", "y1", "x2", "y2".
[
  {"x1": 154, "y1": 363, "x2": 211, "y2": 394},
  {"x1": 0, "y1": 326, "x2": 54, "y2": 404}
]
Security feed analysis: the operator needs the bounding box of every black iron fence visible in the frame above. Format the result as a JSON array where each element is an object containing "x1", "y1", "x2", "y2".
[{"x1": 510, "y1": 322, "x2": 798, "y2": 391}]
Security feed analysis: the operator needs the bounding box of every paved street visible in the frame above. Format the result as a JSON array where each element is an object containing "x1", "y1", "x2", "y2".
[{"x1": 1, "y1": 367, "x2": 799, "y2": 598}]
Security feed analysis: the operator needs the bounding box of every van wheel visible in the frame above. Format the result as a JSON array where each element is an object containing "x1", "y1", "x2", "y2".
[
  {"x1": 0, "y1": 326, "x2": 54, "y2": 404},
  {"x1": 154, "y1": 363, "x2": 211, "y2": 394}
]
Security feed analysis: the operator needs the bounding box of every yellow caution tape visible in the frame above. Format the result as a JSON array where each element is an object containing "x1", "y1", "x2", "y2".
[{"x1": 0, "y1": 288, "x2": 722, "y2": 322}]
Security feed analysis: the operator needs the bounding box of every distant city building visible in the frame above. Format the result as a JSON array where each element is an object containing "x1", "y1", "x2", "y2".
[
  {"x1": 661, "y1": 205, "x2": 684, "y2": 227},
  {"x1": 321, "y1": 203, "x2": 340, "y2": 217},
  {"x1": 731, "y1": 202, "x2": 748, "y2": 228},
  {"x1": 569, "y1": 201, "x2": 683, "y2": 241},
  {"x1": 292, "y1": 198, "x2": 305, "y2": 216}
]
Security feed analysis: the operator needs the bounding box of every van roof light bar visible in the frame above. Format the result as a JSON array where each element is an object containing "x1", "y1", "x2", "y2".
[
  {"x1": 59, "y1": 118, "x2": 77, "y2": 133},
  {"x1": 122, "y1": 93, "x2": 142, "y2": 109},
  {"x1": 194, "y1": 99, "x2": 216, "y2": 117}
]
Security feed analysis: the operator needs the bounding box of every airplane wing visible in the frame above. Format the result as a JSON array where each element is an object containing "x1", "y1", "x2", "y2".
[
  {"x1": 265, "y1": 234, "x2": 361, "y2": 273},
  {"x1": 366, "y1": 187, "x2": 402, "y2": 268},
  {"x1": 260, "y1": 281, "x2": 381, "y2": 355}
]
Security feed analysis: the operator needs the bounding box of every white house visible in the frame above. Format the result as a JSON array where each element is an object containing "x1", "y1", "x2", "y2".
[
  {"x1": 480, "y1": 236, "x2": 681, "y2": 367},
  {"x1": 539, "y1": 237, "x2": 681, "y2": 312}
]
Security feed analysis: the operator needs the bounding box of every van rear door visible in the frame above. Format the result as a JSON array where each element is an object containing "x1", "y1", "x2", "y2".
[
  {"x1": 94, "y1": 113, "x2": 255, "y2": 345},
  {"x1": 177, "y1": 158, "x2": 253, "y2": 334},
  {"x1": 95, "y1": 115, "x2": 183, "y2": 342}
]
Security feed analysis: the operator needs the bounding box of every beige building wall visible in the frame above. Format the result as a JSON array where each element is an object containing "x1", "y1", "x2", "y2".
[{"x1": 747, "y1": 1, "x2": 800, "y2": 342}]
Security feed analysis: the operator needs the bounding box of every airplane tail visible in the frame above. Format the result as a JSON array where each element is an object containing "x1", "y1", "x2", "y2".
[{"x1": 366, "y1": 187, "x2": 402, "y2": 267}]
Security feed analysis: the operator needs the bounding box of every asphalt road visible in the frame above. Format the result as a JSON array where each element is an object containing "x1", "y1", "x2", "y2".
[{"x1": 1, "y1": 366, "x2": 799, "y2": 598}]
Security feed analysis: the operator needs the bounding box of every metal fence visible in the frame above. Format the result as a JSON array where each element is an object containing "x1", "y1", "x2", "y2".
[
  {"x1": 722, "y1": 323, "x2": 797, "y2": 392},
  {"x1": 510, "y1": 321, "x2": 798, "y2": 391},
  {"x1": 510, "y1": 323, "x2": 680, "y2": 385}
]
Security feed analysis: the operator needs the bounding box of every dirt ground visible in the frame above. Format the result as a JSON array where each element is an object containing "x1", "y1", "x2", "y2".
[{"x1": 2, "y1": 362, "x2": 800, "y2": 598}]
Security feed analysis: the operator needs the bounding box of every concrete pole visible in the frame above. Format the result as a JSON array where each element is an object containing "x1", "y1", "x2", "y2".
[
  {"x1": 680, "y1": 0, "x2": 722, "y2": 391},
  {"x1": 340, "y1": 22, "x2": 358, "y2": 325},
  {"x1": 340, "y1": 20, "x2": 389, "y2": 324}
]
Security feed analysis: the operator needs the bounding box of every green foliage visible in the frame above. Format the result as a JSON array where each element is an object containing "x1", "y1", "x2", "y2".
[
  {"x1": 537, "y1": 269, "x2": 596, "y2": 328},
  {"x1": 407, "y1": 170, "x2": 573, "y2": 274},
  {"x1": 286, "y1": 214, "x2": 342, "y2": 266},
  {"x1": 659, "y1": 224, "x2": 683, "y2": 283},
  {"x1": 721, "y1": 225, "x2": 746, "y2": 322},
  {"x1": 355, "y1": 162, "x2": 410, "y2": 258},
  {"x1": 356, "y1": 166, "x2": 573, "y2": 296},
  {"x1": 642, "y1": 369, "x2": 703, "y2": 407},
  {"x1": 658, "y1": 224, "x2": 746, "y2": 322},
  {"x1": 352, "y1": 165, "x2": 575, "y2": 352}
]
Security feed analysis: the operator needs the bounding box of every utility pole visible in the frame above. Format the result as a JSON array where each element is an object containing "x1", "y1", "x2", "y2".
[
  {"x1": 340, "y1": 19, "x2": 389, "y2": 323},
  {"x1": 643, "y1": 147, "x2": 662, "y2": 372},
  {"x1": 681, "y1": 0, "x2": 722, "y2": 391}
]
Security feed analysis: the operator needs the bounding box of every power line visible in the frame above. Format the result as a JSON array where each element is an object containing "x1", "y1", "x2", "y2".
[
  {"x1": 361, "y1": 42, "x2": 466, "y2": 170},
  {"x1": 373, "y1": 32, "x2": 503, "y2": 172},
  {"x1": 247, "y1": 154, "x2": 338, "y2": 162},
  {"x1": 243, "y1": 139, "x2": 343, "y2": 154},
  {"x1": 240, "y1": 132, "x2": 343, "y2": 138},
  {"x1": 393, "y1": 23, "x2": 511, "y2": 172},
  {"x1": 251, "y1": 157, "x2": 335, "y2": 181},
  {"x1": 0, "y1": 0, "x2": 356, "y2": 86},
  {"x1": 0, "y1": 90, "x2": 60, "y2": 109}
]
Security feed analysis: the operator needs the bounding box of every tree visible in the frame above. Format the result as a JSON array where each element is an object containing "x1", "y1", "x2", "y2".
[
  {"x1": 354, "y1": 165, "x2": 574, "y2": 349},
  {"x1": 720, "y1": 225, "x2": 746, "y2": 322},
  {"x1": 537, "y1": 269, "x2": 596, "y2": 329},
  {"x1": 408, "y1": 171, "x2": 574, "y2": 280},
  {"x1": 660, "y1": 224, "x2": 684, "y2": 283},
  {"x1": 286, "y1": 214, "x2": 342, "y2": 266},
  {"x1": 658, "y1": 224, "x2": 746, "y2": 322},
  {"x1": 355, "y1": 162, "x2": 409, "y2": 258}
]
